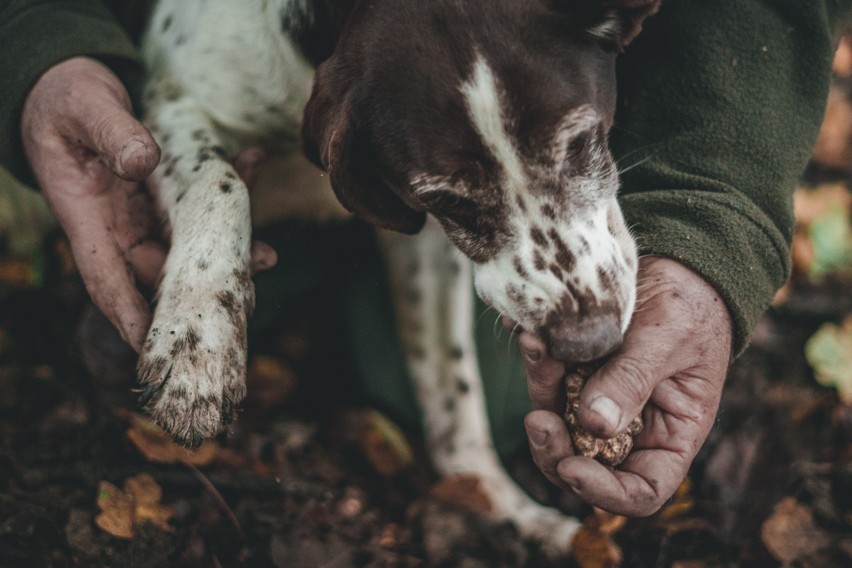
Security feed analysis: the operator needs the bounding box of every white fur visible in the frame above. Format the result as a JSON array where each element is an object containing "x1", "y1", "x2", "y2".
[{"x1": 461, "y1": 55, "x2": 527, "y2": 190}]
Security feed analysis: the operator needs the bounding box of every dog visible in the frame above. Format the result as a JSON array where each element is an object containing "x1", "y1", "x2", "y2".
[{"x1": 138, "y1": 0, "x2": 659, "y2": 554}]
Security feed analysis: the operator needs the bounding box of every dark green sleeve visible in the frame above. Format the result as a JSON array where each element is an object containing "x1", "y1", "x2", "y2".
[
  {"x1": 0, "y1": 0, "x2": 148, "y2": 186},
  {"x1": 612, "y1": 0, "x2": 852, "y2": 355}
]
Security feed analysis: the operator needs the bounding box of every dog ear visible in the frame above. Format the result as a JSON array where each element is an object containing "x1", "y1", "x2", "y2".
[
  {"x1": 560, "y1": 0, "x2": 660, "y2": 50},
  {"x1": 603, "y1": 0, "x2": 661, "y2": 48},
  {"x1": 302, "y1": 70, "x2": 426, "y2": 235}
]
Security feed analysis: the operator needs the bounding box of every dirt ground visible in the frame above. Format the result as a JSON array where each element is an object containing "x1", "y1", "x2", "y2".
[{"x1": 0, "y1": 197, "x2": 849, "y2": 568}]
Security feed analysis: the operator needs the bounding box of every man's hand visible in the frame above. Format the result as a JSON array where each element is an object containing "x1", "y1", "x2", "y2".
[
  {"x1": 22, "y1": 57, "x2": 163, "y2": 351},
  {"x1": 520, "y1": 256, "x2": 733, "y2": 516},
  {"x1": 22, "y1": 57, "x2": 276, "y2": 352}
]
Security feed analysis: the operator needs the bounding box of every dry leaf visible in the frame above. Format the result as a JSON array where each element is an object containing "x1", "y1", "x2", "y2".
[
  {"x1": 124, "y1": 473, "x2": 174, "y2": 530},
  {"x1": 657, "y1": 477, "x2": 695, "y2": 521},
  {"x1": 344, "y1": 409, "x2": 414, "y2": 477},
  {"x1": 95, "y1": 473, "x2": 174, "y2": 539},
  {"x1": 572, "y1": 508, "x2": 627, "y2": 568},
  {"x1": 0, "y1": 258, "x2": 38, "y2": 288},
  {"x1": 761, "y1": 497, "x2": 829, "y2": 564},
  {"x1": 95, "y1": 481, "x2": 134, "y2": 539},
  {"x1": 121, "y1": 410, "x2": 218, "y2": 465},
  {"x1": 429, "y1": 475, "x2": 493, "y2": 515},
  {"x1": 246, "y1": 354, "x2": 297, "y2": 408},
  {"x1": 572, "y1": 527, "x2": 623, "y2": 568}
]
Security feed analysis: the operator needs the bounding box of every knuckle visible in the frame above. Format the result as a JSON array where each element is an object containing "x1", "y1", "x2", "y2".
[{"x1": 608, "y1": 356, "x2": 655, "y2": 403}]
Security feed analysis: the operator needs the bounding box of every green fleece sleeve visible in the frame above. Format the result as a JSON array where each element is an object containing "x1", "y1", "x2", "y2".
[
  {"x1": 611, "y1": 0, "x2": 850, "y2": 355},
  {"x1": 0, "y1": 0, "x2": 146, "y2": 186}
]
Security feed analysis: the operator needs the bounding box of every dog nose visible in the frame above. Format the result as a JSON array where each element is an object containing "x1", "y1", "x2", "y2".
[{"x1": 546, "y1": 317, "x2": 622, "y2": 362}]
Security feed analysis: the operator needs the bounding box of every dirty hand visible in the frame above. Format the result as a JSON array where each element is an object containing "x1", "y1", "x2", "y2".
[
  {"x1": 22, "y1": 56, "x2": 276, "y2": 353},
  {"x1": 520, "y1": 256, "x2": 732, "y2": 516}
]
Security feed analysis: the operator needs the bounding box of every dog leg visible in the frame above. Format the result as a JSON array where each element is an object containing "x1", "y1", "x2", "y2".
[
  {"x1": 137, "y1": 74, "x2": 253, "y2": 446},
  {"x1": 379, "y1": 219, "x2": 580, "y2": 556}
]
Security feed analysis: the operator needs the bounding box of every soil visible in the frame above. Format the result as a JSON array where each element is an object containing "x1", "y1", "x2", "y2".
[{"x1": 1, "y1": 211, "x2": 851, "y2": 567}]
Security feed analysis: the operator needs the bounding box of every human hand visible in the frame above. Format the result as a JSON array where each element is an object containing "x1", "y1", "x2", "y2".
[
  {"x1": 520, "y1": 256, "x2": 732, "y2": 515},
  {"x1": 22, "y1": 57, "x2": 276, "y2": 352}
]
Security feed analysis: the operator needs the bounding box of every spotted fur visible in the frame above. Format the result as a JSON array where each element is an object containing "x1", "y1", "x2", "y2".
[{"x1": 141, "y1": 0, "x2": 659, "y2": 553}]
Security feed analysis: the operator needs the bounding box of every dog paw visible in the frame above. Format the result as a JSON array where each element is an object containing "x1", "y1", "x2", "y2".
[{"x1": 137, "y1": 270, "x2": 253, "y2": 447}]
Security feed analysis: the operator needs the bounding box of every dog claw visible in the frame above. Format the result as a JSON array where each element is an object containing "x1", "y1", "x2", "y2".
[
  {"x1": 173, "y1": 431, "x2": 203, "y2": 449},
  {"x1": 222, "y1": 399, "x2": 234, "y2": 426},
  {"x1": 138, "y1": 384, "x2": 159, "y2": 407}
]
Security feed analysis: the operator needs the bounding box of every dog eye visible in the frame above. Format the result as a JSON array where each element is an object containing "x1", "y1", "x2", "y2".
[{"x1": 565, "y1": 134, "x2": 588, "y2": 160}]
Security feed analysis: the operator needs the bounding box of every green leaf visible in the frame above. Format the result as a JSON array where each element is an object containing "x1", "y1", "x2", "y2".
[
  {"x1": 808, "y1": 204, "x2": 852, "y2": 280},
  {"x1": 805, "y1": 317, "x2": 852, "y2": 404}
]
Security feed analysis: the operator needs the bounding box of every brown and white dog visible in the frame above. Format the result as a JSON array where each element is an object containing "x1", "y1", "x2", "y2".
[{"x1": 138, "y1": 0, "x2": 659, "y2": 553}]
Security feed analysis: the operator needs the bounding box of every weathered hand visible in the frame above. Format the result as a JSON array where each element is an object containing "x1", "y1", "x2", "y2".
[
  {"x1": 22, "y1": 57, "x2": 276, "y2": 352},
  {"x1": 22, "y1": 56, "x2": 164, "y2": 351},
  {"x1": 520, "y1": 256, "x2": 733, "y2": 516}
]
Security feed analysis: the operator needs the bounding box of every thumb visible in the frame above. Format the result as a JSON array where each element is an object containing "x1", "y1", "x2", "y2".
[
  {"x1": 578, "y1": 354, "x2": 660, "y2": 438},
  {"x1": 84, "y1": 109, "x2": 161, "y2": 181},
  {"x1": 59, "y1": 57, "x2": 162, "y2": 180}
]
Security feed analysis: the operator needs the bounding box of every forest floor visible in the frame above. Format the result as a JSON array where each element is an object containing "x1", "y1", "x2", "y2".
[{"x1": 1, "y1": 55, "x2": 852, "y2": 568}]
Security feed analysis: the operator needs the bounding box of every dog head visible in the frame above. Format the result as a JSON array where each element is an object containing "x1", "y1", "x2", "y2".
[{"x1": 303, "y1": 0, "x2": 659, "y2": 362}]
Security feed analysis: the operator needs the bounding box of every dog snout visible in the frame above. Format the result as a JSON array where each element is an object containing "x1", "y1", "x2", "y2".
[{"x1": 546, "y1": 316, "x2": 622, "y2": 362}]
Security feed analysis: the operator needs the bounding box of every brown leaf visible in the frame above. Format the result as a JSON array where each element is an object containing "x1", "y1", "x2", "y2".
[
  {"x1": 429, "y1": 475, "x2": 493, "y2": 515},
  {"x1": 94, "y1": 474, "x2": 174, "y2": 539},
  {"x1": 572, "y1": 527, "x2": 623, "y2": 568},
  {"x1": 124, "y1": 473, "x2": 174, "y2": 531},
  {"x1": 572, "y1": 509, "x2": 626, "y2": 568},
  {"x1": 246, "y1": 354, "x2": 297, "y2": 408},
  {"x1": 122, "y1": 411, "x2": 218, "y2": 466},
  {"x1": 343, "y1": 409, "x2": 414, "y2": 477},
  {"x1": 761, "y1": 497, "x2": 830, "y2": 564},
  {"x1": 95, "y1": 481, "x2": 134, "y2": 539},
  {"x1": 657, "y1": 477, "x2": 695, "y2": 521}
]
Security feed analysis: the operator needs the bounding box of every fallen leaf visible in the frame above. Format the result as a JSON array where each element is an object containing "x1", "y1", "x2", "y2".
[
  {"x1": 791, "y1": 186, "x2": 852, "y2": 280},
  {"x1": 95, "y1": 481, "x2": 134, "y2": 539},
  {"x1": 429, "y1": 475, "x2": 493, "y2": 515},
  {"x1": 657, "y1": 477, "x2": 695, "y2": 521},
  {"x1": 124, "y1": 473, "x2": 174, "y2": 531},
  {"x1": 572, "y1": 526, "x2": 623, "y2": 568},
  {"x1": 246, "y1": 354, "x2": 297, "y2": 408},
  {"x1": 805, "y1": 317, "x2": 852, "y2": 405},
  {"x1": 119, "y1": 410, "x2": 219, "y2": 466},
  {"x1": 343, "y1": 409, "x2": 414, "y2": 477},
  {"x1": 571, "y1": 508, "x2": 626, "y2": 568},
  {"x1": 0, "y1": 258, "x2": 40, "y2": 288},
  {"x1": 761, "y1": 497, "x2": 829, "y2": 564},
  {"x1": 95, "y1": 473, "x2": 174, "y2": 539}
]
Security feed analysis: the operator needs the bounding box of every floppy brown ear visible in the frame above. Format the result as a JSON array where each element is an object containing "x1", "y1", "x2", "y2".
[
  {"x1": 301, "y1": 66, "x2": 426, "y2": 234},
  {"x1": 606, "y1": 0, "x2": 661, "y2": 47},
  {"x1": 575, "y1": 0, "x2": 660, "y2": 50}
]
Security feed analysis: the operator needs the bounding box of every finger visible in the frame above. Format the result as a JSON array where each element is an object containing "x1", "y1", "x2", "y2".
[
  {"x1": 519, "y1": 331, "x2": 566, "y2": 413},
  {"x1": 249, "y1": 240, "x2": 278, "y2": 275},
  {"x1": 556, "y1": 447, "x2": 688, "y2": 516},
  {"x1": 67, "y1": 217, "x2": 152, "y2": 352},
  {"x1": 84, "y1": 110, "x2": 161, "y2": 181},
  {"x1": 233, "y1": 147, "x2": 267, "y2": 189},
  {"x1": 127, "y1": 240, "x2": 168, "y2": 289},
  {"x1": 524, "y1": 410, "x2": 576, "y2": 490},
  {"x1": 578, "y1": 353, "x2": 664, "y2": 438}
]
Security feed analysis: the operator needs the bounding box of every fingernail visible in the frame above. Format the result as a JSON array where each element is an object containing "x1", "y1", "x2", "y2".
[
  {"x1": 523, "y1": 348, "x2": 541, "y2": 363},
  {"x1": 589, "y1": 396, "x2": 622, "y2": 431},
  {"x1": 526, "y1": 427, "x2": 547, "y2": 447},
  {"x1": 119, "y1": 139, "x2": 147, "y2": 173}
]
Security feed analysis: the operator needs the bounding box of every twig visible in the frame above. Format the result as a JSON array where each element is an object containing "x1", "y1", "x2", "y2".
[{"x1": 184, "y1": 462, "x2": 248, "y2": 542}]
